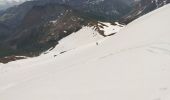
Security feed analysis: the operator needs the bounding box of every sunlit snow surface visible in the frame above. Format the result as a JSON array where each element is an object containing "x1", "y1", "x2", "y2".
[{"x1": 0, "y1": 4, "x2": 170, "y2": 100}]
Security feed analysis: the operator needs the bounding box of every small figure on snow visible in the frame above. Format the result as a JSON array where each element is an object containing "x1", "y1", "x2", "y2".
[{"x1": 96, "y1": 42, "x2": 99, "y2": 46}]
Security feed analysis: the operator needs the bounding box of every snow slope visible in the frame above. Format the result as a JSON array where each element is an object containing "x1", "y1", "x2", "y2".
[
  {"x1": 0, "y1": 4, "x2": 170, "y2": 100},
  {"x1": 44, "y1": 22, "x2": 124, "y2": 54},
  {"x1": 45, "y1": 26, "x2": 103, "y2": 54}
]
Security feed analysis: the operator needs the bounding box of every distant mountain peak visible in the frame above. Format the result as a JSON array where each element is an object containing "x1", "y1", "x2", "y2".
[{"x1": 0, "y1": 0, "x2": 29, "y2": 10}]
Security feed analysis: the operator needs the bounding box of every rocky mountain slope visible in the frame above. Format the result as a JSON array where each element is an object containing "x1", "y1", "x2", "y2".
[
  {"x1": 121, "y1": 0, "x2": 170, "y2": 23},
  {"x1": 0, "y1": 2, "x2": 91, "y2": 58},
  {"x1": 0, "y1": 0, "x2": 130, "y2": 60},
  {"x1": 49, "y1": 0, "x2": 133, "y2": 21}
]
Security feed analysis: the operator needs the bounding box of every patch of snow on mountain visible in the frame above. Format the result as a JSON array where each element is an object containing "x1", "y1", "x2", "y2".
[
  {"x1": 50, "y1": 26, "x2": 103, "y2": 54},
  {"x1": 86, "y1": 0, "x2": 104, "y2": 4}
]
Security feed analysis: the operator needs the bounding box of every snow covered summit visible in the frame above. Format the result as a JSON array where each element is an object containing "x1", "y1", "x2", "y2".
[{"x1": 0, "y1": 4, "x2": 170, "y2": 100}]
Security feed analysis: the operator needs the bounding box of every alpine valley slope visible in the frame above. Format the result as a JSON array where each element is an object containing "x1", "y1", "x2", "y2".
[{"x1": 0, "y1": 4, "x2": 170, "y2": 100}]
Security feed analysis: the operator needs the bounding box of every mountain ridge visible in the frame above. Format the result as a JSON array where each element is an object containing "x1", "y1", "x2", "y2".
[{"x1": 0, "y1": 0, "x2": 169, "y2": 63}]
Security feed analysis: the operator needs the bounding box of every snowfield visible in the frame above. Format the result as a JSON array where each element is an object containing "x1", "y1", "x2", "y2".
[{"x1": 0, "y1": 4, "x2": 170, "y2": 100}]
